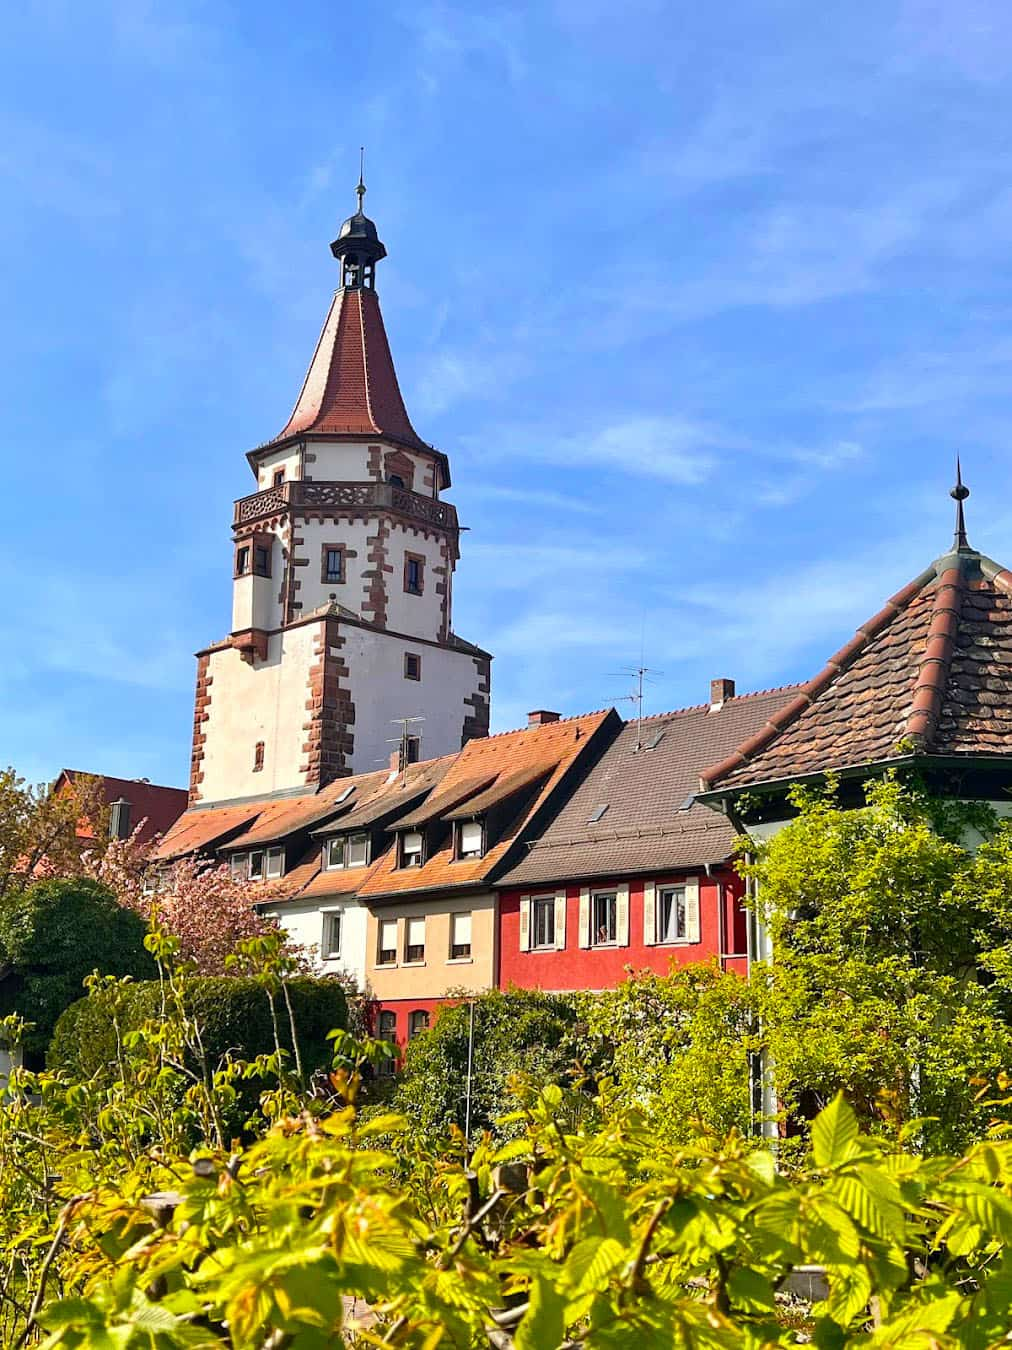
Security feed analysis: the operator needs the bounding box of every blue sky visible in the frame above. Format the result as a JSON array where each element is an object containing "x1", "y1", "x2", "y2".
[{"x1": 6, "y1": 0, "x2": 1012, "y2": 787}]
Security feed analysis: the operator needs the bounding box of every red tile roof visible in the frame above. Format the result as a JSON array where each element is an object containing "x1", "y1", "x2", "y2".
[
  {"x1": 56, "y1": 771, "x2": 188, "y2": 845},
  {"x1": 264, "y1": 287, "x2": 432, "y2": 458},
  {"x1": 152, "y1": 803, "x2": 262, "y2": 860},
  {"x1": 357, "y1": 710, "x2": 618, "y2": 900},
  {"x1": 700, "y1": 546, "x2": 1012, "y2": 792},
  {"x1": 499, "y1": 686, "x2": 801, "y2": 888}
]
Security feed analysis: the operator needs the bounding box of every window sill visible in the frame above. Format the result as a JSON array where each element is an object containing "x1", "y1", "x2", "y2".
[
  {"x1": 653, "y1": 939, "x2": 698, "y2": 947},
  {"x1": 531, "y1": 945, "x2": 560, "y2": 954},
  {"x1": 376, "y1": 961, "x2": 398, "y2": 969},
  {"x1": 446, "y1": 957, "x2": 473, "y2": 965},
  {"x1": 401, "y1": 960, "x2": 426, "y2": 968}
]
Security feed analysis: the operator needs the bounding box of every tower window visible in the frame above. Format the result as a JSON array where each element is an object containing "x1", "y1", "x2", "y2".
[
  {"x1": 322, "y1": 545, "x2": 344, "y2": 584},
  {"x1": 253, "y1": 545, "x2": 271, "y2": 577},
  {"x1": 272, "y1": 468, "x2": 285, "y2": 488},
  {"x1": 387, "y1": 473, "x2": 405, "y2": 489},
  {"x1": 405, "y1": 736, "x2": 421, "y2": 764},
  {"x1": 404, "y1": 553, "x2": 424, "y2": 595},
  {"x1": 253, "y1": 741, "x2": 265, "y2": 772},
  {"x1": 235, "y1": 546, "x2": 250, "y2": 577},
  {"x1": 404, "y1": 652, "x2": 421, "y2": 681}
]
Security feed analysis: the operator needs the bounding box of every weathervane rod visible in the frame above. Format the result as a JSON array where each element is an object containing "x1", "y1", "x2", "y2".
[
  {"x1": 951, "y1": 455, "x2": 970, "y2": 552},
  {"x1": 357, "y1": 146, "x2": 366, "y2": 212}
]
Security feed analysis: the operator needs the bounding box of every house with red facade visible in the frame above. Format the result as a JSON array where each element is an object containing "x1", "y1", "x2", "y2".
[
  {"x1": 496, "y1": 680, "x2": 798, "y2": 992},
  {"x1": 51, "y1": 770, "x2": 188, "y2": 846}
]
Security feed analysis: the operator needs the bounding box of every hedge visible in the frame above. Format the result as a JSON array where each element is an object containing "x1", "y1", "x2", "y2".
[{"x1": 48, "y1": 976, "x2": 347, "y2": 1083}]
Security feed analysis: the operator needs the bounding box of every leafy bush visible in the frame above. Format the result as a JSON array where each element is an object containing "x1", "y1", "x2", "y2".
[
  {"x1": 49, "y1": 974, "x2": 347, "y2": 1083},
  {"x1": 0, "y1": 877, "x2": 154, "y2": 1057},
  {"x1": 393, "y1": 986, "x2": 581, "y2": 1137}
]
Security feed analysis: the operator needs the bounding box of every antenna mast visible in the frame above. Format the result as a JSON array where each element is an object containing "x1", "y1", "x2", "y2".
[{"x1": 387, "y1": 715, "x2": 425, "y2": 771}]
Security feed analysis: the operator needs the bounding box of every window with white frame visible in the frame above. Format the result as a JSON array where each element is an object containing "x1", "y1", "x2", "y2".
[
  {"x1": 400, "y1": 830, "x2": 424, "y2": 868},
  {"x1": 532, "y1": 895, "x2": 555, "y2": 949},
  {"x1": 591, "y1": 891, "x2": 618, "y2": 946},
  {"x1": 457, "y1": 819, "x2": 484, "y2": 860},
  {"x1": 322, "y1": 911, "x2": 342, "y2": 959},
  {"x1": 324, "y1": 833, "x2": 369, "y2": 870},
  {"x1": 229, "y1": 847, "x2": 284, "y2": 882},
  {"x1": 450, "y1": 911, "x2": 472, "y2": 959},
  {"x1": 377, "y1": 919, "x2": 397, "y2": 966},
  {"x1": 404, "y1": 916, "x2": 425, "y2": 963},
  {"x1": 657, "y1": 886, "x2": 687, "y2": 944}
]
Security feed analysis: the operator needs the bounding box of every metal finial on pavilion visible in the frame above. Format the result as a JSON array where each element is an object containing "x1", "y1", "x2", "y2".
[
  {"x1": 356, "y1": 147, "x2": 366, "y2": 214},
  {"x1": 950, "y1": 456, "x2": 970, "y2": 551}
]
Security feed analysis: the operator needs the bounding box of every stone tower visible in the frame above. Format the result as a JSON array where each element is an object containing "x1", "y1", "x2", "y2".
[{"x1": 189, "y1": 179, "x2": 491, "y2": 804}]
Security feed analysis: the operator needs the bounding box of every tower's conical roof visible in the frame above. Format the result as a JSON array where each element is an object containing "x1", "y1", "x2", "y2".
[
  {"x1": 700, "y1": 473, "x2": 1012, "y2": 791},
  {"x1": 266, "y1": 285, "x2": 429, "y2": 454}
]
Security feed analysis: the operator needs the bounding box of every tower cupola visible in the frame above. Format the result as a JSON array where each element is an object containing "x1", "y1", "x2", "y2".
[{"x1": 330, "y1": 165, "x2": 387, "y2": 290}]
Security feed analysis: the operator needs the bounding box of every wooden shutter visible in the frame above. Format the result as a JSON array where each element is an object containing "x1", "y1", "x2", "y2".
[
  {"x1": 554, "y1": 891, "x2": 567, "y2": 949},
  {"x1": 616, "y1": 883, "x2": 630, "y2": 947},
  {"x1": 578, "y1": 888, "x2": 591, "y2": 948},
  {"x1": 519, "y1": 896, "x2": 531, "y2": 952},
  {"x1": 642, "y1": 881, "x2": 656, "y2": 946},
  {"x1": 685, "y1": 878, "x2": 701, "y2": 943}
]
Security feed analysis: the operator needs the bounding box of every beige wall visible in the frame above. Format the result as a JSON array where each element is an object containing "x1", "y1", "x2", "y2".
[{"x1": 366, "y1": 892, "x2": 497, "y2": 1000}]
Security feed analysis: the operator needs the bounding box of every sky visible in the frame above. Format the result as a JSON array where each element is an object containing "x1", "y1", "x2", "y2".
[{"x1": 5, "y1": 0, "x2": 1012, "y2": 787}]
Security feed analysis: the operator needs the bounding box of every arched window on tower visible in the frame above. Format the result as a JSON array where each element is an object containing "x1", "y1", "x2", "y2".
[{"x1": 342, "y1": 252, "x2": 360, "y2": 288}]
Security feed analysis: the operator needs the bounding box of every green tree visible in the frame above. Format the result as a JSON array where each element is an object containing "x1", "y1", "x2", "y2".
[
  {"x1": 393, "y1": 987, "x2": 581, "y2": 1138},
  {"x1": 743, "y1": 776, "x2": 1012, "y2": 1149},
  {"x1": 0, "y1": 876, "x2": 155, "y2": 1059}
]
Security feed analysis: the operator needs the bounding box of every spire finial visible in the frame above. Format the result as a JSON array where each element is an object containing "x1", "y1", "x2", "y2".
[
  {"x1": 950, "y1": 455, "x2": 970, "y2": 551},
  {"x1": 356, "y1": 146, "x2": 366, "y2": 214}
]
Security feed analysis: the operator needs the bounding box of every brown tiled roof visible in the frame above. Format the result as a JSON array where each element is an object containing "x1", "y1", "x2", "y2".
[
  {"x1": 357, "y1": 710, "x2": 617, "y2": 900},
  {"x1": 700, "y1": 547, "x2": 1012, "y2": 792},
  {"x1": 263, "y1": 287, "x2": 435, "y2": 461},
  {"x1": 152, "y1": 803, "x2": 262, "y2": 860},
  {"x1": 317, "y1": 758, "x2": 455, "y2": 833},
  {"x1": 57, "y1": 771, "x2": 188, "y2": 845},
  {"x1": 499, "y1": 687, "x2": 801, "y2": 888}
]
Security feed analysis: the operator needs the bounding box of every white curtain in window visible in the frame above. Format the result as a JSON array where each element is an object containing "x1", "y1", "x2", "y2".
[
  {"x1": 347, "y1": 834, "x2": 368, "y2": 866},
  {"x1": 452, "y1": 912, "x2": 472, "y2": 946},
  {"x1": 460, "y1": 821, "x2": 483, "y2": 855},
  {"x1": 379, "y1": 920, "x2": 397, "y2": 952}
]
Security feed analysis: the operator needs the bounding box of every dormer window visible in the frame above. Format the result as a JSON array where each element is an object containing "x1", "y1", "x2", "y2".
[
  {"x1": 324, "y1": 833, "x2": 370, "y2": 870},
  {"x1": 400, "y1": 830, "x2": 424, "y2": 868},
  {"x1": 229, "y1": 847, "x2": 284, "y2": 882},
  {"x1": 456, "y1": 819, "x2": 484, "y2": 860}
]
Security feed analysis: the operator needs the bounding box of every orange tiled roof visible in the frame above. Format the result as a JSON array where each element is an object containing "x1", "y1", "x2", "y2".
[
  {"x1": 357, "y1": 710, "x2": 617, "y2": 900},
  {"x1": 152, "y1": 803, "x2": 262, "y2": 860},
  {"x1": 700, "y1": 540, "x2": 1012, "y2": 793}
]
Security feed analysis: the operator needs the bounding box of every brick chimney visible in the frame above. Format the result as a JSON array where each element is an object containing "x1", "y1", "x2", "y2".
[
  {"x1": 710, "y1": 678, "x2": 735, "y2": 708},
  {"x1": 528, "y1": 709, "x2": 561, "y2": 728}
]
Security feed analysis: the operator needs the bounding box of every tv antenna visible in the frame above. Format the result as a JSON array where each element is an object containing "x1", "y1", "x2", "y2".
[
  {"x1": 386, "y1": 715, "x2": 425, "y2": 771},
  {"x1": 605, "y1": 665, "x2": 662, "y2": 750}
]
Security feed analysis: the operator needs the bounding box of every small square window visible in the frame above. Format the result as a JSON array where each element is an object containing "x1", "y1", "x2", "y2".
[
  {"x1": 404, "y1": 553, "x2": 424, "y2": 595},
  {"x1": 591, "y1": 892, "x2": 617, "y2": 946},
  {"x1": 322, "y1": 912, "x2": 342, "y2": 960},
  {"x1": 377, "y1": 919, "x2": 397, "y2": 966},
  {"x1": 388, "y1": 473, "x2": 405, "y2": 489},
  {"x1": 404, "y1": 652, "x2": 421, "y2": 681},
  {"x1": 450, "y1": 911, "x2": 472, "y2": 960},
  {"x1": 457, "y1": 820, "x2": 483, "y2": 860},
  {"x1": 322, "y1": 546, "x2": 344, "y2": 585},
  {"x1": 405, "y1": 916, "x2": 425, "y2": 963},
  {"x1": 532, "y1": 896, "x2": 555, "y2": 949},
  {"x1": 253, "y1": 741, "x2": 265, "y2": 772},
  {"x1": 657, "y1": 886, "x2": 687, "y2": 943},
  {"x1": 400, "y1": 830, "x2": 424, "y2": 867},
  {"x1": 272, "y1": 468, "x2": 285, "y2": 488}
]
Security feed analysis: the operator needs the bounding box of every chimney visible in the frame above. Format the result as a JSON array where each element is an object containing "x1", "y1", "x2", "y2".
[
  {"x1": 710, "y1": 678, "x2": 735, "y2": 708},
  {"x1": 528, "y1": 710, "x2": 561, "y2": 728},
  {"x1": 109, "y1": 797, "x2": 132, "y2": 840},
  {"x1": 389, "y1": 748, "x2": 403, "y2": 773}
]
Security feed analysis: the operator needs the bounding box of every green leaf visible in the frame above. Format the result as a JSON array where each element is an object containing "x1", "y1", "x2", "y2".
[
  {"x1": 727, "y1": 1266, "x2": 776, "y2": 1313},
  {"x1": 812, "y1": 1093, "x2": 860, "y2": 1169},
  {"x1": 516, "y1": 1274, "x2": 566, "y2": 1350},
  {"x1": 820, "y1": 1261, "x2": 872, "y2": 1326}
]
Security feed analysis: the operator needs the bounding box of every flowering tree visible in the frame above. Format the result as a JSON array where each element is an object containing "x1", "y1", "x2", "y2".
[
  {"x1": 0, "y1": 767, "x2": 106, "y2": 903},
  {"x1": 85, "y1": 836, "x2": 301, "y2": 976}
]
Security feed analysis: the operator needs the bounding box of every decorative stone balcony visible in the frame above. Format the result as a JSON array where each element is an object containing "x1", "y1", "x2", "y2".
[{"x1": 233, "y1": 480, "x2": 458, "y2": 530}]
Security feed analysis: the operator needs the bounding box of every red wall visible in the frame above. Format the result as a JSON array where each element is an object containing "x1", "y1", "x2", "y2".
[
  {"x1": 498, "y1": 868, "x2": 747, "y2": 992},
  {"x1": 372, "y1": 996, "x2": 456, "y2": 1049}
]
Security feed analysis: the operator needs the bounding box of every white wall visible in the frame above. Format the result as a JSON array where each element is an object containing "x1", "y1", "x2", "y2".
[
  {"x1": 271, "y1": 895, "x2": 371, "y2": 991},
  {"x1": 199, "y1": 622, "x2": 321, "y2": 800},
  {"x1": 342, "y1": 623, "x2": 480, "y2": 773},
  {"x1": 383, "y1": 523, "x2": 447, "y2": 641},
  {"x1": 297, "y1": 516, "x2": 374, "y2": 616},
  {"x1": 255, "y1": 445, "x2": 302, "y2": 490}
]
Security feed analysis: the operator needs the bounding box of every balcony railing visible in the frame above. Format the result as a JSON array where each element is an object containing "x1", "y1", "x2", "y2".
[{"x1": 234, "y1": 481, "x2": 457, "y2": 530}]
